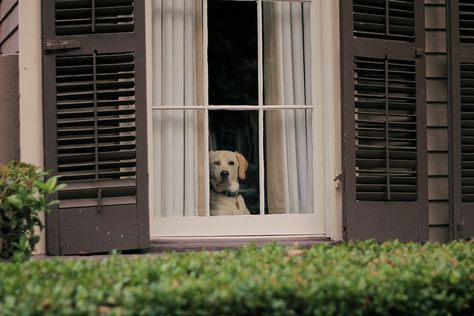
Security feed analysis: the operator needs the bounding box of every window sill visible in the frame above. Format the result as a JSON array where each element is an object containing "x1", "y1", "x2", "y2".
[{"x1": 149, "y1": 236, "x2": 333, "y2": 252}]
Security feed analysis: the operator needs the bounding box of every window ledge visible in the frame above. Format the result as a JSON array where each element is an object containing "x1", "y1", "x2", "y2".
[{"x1": 149, "y1": 236, "x2": 334, "y2": 252}]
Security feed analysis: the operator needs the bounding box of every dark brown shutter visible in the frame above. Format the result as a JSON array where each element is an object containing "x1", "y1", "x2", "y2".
[
  {"x1": 450, "y1": 0, "x2": 474, "y2": 239},
  {"x1": 341, "y1": 0, "x2": 428, "y2": 241},
  {"x1": 42, "y1": 0, "x2": 149, "y2": 255}
]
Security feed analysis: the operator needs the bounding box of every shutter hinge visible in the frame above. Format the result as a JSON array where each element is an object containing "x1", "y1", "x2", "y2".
[
  {"x1": 97, "y1": 188, "x2": 102, "y2": 214},
  {"x1": 334, "y1": 173, "x2": 344, "y2": 189},
  {"x1": 414, "y1": 48, "x2": 424, "y2": 58},
  {"x1": 457, "y1": 222, "x2": 464, "y2": 239},
  {"x1": 43, "y1": 39, "x2": 81, "y2": 53}
]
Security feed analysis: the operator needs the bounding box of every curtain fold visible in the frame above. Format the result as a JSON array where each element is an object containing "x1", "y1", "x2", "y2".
[
  {"x1": 153, "y1": 0, "x2": 198, "y2": 217},
  {"x1": 264, "y1": 2, "x2": 313, "y2": 214}
]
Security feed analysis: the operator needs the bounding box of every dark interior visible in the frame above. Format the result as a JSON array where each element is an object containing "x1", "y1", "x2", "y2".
[
  {"x1": 208, "y1": 0, "x2": 258, "y2": 105},
  {"x1": 208, "y1": 1, "x2": 259, "y2": 214}
]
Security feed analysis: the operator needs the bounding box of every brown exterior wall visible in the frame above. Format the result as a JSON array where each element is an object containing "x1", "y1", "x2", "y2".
[
  {"x1": 0, "y1": 0, "x2": 19, "y2": 54},
  {"x1": 0, "y1": 54, "x2": 19, "y2": 164}
]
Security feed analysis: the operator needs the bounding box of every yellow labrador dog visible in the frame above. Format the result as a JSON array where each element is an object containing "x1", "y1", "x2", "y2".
[{"x1": 209, "y1": 150, "x2": 250, "y2": 216}]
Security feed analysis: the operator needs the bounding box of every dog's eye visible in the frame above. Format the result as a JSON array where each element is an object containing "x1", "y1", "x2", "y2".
[
  {"x1": 213, "y1": 161, "x2": 220, "y2": 166},
  {"x1": 229, "y1": 161, "x2": 235, "y2": 166}
]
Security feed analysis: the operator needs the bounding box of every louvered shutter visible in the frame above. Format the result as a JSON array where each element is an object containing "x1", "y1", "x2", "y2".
[
  {"x1": 450, "y1": 0, "x2": 474, "y2": 239},
  {"x1": 341, "y1": 0, "x2": 428, "y2": 241},
  {"x1": 42, "y1": 0, "x2": 149, "y2": 255}
]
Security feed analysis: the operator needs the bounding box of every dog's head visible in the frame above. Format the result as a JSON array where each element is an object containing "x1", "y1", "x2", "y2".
[{"x1": 209, "y1": 150, "x2": 249, "y2": 193}]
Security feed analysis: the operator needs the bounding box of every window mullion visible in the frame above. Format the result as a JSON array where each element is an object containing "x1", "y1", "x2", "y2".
[
  {"x1": 203, "y1": 0, "x2": 211, "y2": 217},
  {"x1": 257, "y1": 0, "x2": 266, "y2": 215},
  {"x1": 258, "y1": 0, "x2": 264, "y2": 107}
]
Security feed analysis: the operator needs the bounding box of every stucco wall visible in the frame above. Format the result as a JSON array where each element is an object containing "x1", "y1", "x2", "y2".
[{"x1": 0, "y1": 54, "x2": 19, "y2": 164}]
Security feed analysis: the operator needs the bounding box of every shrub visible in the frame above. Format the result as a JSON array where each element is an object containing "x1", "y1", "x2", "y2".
[
  {"x1": 0, "y1": 241, "x2": 474, "y2": 315},
  {"x1": 0, "y1": 161, "x2": 63, "y2": 260}
]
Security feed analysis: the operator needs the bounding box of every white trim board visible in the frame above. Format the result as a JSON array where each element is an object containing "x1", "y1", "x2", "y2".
[{"x1": 19, "y1": 0, "x2": 45, "y2": 254}]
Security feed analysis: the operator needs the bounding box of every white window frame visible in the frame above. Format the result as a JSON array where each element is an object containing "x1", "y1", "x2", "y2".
[{"x1": 145, "y1": 0, "x2": 343, "y2": 239}]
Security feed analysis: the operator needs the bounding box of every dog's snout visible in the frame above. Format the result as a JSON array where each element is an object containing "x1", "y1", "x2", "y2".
[{"x1": 220, "y1": 170, "x2": 230, "y2": 178}]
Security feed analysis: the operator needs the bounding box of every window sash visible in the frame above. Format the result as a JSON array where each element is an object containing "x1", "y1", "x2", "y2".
[{"x1": 151, "y1": 0, "x2": 316, "y2": 217}]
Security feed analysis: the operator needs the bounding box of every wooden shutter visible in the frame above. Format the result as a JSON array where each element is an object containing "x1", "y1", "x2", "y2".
[
  {"x1": 42, "y1": 0, "x2": 149, "y2": 255},
  {"x1": 450, "y1": 0, "x2": 474, "y2": 239},
  {"x1": 341, "y1": 0, "x2": 428, "y2": 241}
]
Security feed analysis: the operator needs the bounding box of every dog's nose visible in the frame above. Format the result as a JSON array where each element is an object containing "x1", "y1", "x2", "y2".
[{"x1": 220, "y1": 170, "x2": 229, "y2": 178}]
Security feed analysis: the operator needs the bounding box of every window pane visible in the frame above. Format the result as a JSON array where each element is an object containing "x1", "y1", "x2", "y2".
[
  {"x1": 152, "y1": 1, "x2": 205, "y2": 218},
  {"x1": 153, "y1": 110, "x2": 206, "y2": 217},
  {"x1": 263, "y1": 1, "x2": 312, "y2": 106},
  {"x1": 208, "y1": 0, "x2": 258, "y2": 105},
  {"x1": 153, "y1": 0, "x2": 199, "y2": 106},
  {"x1": 209, "y1": 110, "x2": 260, "y2": 215},
  {"x1": 265, "y1": 109, "x2": 313, "y2": 214}
]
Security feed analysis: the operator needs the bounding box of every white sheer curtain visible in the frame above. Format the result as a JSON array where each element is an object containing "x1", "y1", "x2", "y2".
[
  {"x1": 264, "y1": 2, "x2": 313, "y2": 214},
  {"x1": 152, "y1": 0, "x2": 198, "y2": 217}
]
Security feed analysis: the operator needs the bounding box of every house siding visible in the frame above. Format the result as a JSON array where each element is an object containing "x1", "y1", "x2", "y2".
[
  {"x1": 0, "y1": 0, "x2": 19, "y2": 165},
  {"x1": 0, "y1": 0, "x2": 19, "y2": 54},
  {"x1": 425, "y1": 0, "x2": 450, "y2": 242},
  {"x1": 0, "y1": 54, "x2": 19, "y2": 164}
]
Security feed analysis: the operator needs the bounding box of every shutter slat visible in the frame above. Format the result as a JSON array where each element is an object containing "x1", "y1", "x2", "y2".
[
  {"x1": 58, "y1": 150, "x2": 136, "y2": 164},
  {"x1": 461, "y1": 62, "x2": 474, "y2": 202},
  {"x1": 353, "y1": 0, "x2": 415, "y2": 42},
  {"x1": 58, "y1": 135, "x2": 136, "y2": 146},
  {"x1": 59, "y1": 170, "x2": 136, "y2": 182},
  {"x1": 356, "y1": 192, "x2": 417, "y2": 201},
  {"x1": 59, "y1": 196, "x2": 137, "y2": 209},
  {"x1": 354, "y1": 55, "x2": 418, "y2": 202},
  {"x1": 57, "y1": 107, "x2": 135, "y2": 118},
  {"x1": 57, "y1": 99, "x2": 135, "y2": 109},
  {"x1": 59, "y1": 187, "x2": 136, "y2": 201},
  {"x1": 460, "y1": 1, "x2": 474, "y2": 43},
  {"x1": 54, "y1": 51, "x2": 138, "y2": 208},
  {"x1": 55, "y1": 1, "x2": 134, "y2": 36},
  {"x1": 58, "y1": 126, "x2": 136, "y2": 137},
  {"x1": 60, "y1": 179, "x2": 136, "y2": 191},
  {"x1": 58, "y1": 143, "x2": 136, "y2": 153},
  {"x1": 57, "y1": 71, "x2": 134, "y2": 83},
  {"x1": 57, "y1": 116, "x2": 135, "y2": 127}
]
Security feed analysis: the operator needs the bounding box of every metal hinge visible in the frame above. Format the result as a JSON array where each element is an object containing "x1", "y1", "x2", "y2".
[
  {"x1": 414, "y1": 48, "x2": 424, "y2": 58},
  {"x1": 334, "y1": 173, "x2": 344, "y2": 189},
  {"x1": 43, "y1": 39, "x2": 81, "y2": 53},
  {"x1": 457, "y1": 222, "x2": 464, "y2": 238}
]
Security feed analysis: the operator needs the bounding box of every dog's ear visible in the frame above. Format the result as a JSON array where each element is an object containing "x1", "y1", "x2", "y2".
[{"x1": 235, "y1": 152, "x2": 249, "y2": 181}]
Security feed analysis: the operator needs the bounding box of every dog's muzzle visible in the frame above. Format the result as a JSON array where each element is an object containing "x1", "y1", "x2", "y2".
[{"x1": 220, "y1": 170, "x2": 230, "y2": 180}]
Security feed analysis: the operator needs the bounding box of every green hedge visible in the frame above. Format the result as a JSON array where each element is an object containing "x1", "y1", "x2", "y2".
[{"x1": 0, "y1": 241, "x2": 474, "y2": 315}]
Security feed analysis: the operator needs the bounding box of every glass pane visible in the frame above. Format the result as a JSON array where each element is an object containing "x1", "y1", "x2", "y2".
[
  {"x1": 208, "y1": 0, "x2": 258, "y2": 105},
  {"x1": 153, "y1": 0, "x2": 200, "y2": 106},
  {"x1": 153, "y1": 110, "x2": 206, "y2": 217},
  {"x1": 209, "y1": 110, "x2": 260, "y2": 215},
  {"x1": 264, "y1": 109, "x2": 313, "y2": 214},
  {"x1": 263, "y1": 1, "x2": 312, "y2": 105},
  {"x1": 152, "y1": 1, "x2": 205, "y2": 218}
]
